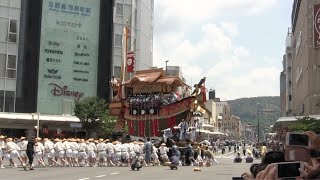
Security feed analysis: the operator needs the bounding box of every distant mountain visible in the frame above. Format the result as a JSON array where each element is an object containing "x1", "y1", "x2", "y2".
[{"x1": 228, "y1": 96, "x2": 280, "y2": 128}]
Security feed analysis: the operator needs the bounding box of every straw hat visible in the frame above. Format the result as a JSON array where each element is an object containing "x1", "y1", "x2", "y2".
[
  {"x1": 20, "y1": 136, "x2": 26, "y2": 140},
  {"x1": 0, "y1": 135, "x2": 5, "y2": 139},
  {"x1": 105, "y1": 139, "x2": 110, "y2": 142},
  {"x1": 161, "y1": 143, "x2": 166, "y2": 146}
]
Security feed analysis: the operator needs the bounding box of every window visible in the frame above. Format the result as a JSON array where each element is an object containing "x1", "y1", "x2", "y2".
[
  {"x1": 8, "y1": 33, "x2": 17, "y2": 42},
  {"x1": 114, "y1": 34, "x2": 122, "y2": 47},
  {"x1": 114, "y1": 66, "x2": 121, "y2": 78},
  {"x1": 9, "y1": 20, "x2": 17, "y2": 33},
  {"x1": 0, "y1": 18, "x2": 9, "y2": 42},
  {"x1": 0, "y1": 54, "x2": 5, "y2": 77},
  {"x1": 116, "y1": 3, "x2": 123, "y2": 16},
  {"x1": 7, "y1": 55, "x2": 16, "y2": 69},
  {"x1": 6, "y1": 69, "x2": 15, "y2": 78}
]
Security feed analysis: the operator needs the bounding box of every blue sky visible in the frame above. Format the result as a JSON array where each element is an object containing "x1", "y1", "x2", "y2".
[{"x1": 153, "y1": 0, "x2": 293, "y2": 100}]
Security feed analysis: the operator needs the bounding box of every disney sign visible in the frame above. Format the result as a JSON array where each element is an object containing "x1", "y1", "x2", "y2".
[
  {"x1": 314, "y1": 4, "x2": 320, "y2": 48},
  {"x1": 49, "y1": 83, "x2": 84, "y2": 100}
]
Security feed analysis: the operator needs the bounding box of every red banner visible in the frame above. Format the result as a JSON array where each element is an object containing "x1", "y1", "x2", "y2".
[
  {"x1": 128, "y1": 120, "x2": 134, "y2": 135},
  {"x1": 151, "y1": 119, "x2": 160, "y2": 137},
  {"x1": 314, "y1": 4, "x2": 320, "y2": 48},
  {"x1": 167, "y1": 116, "x2": 176, "y2": 129},
  {"x1": 126, "y1": 52, "x2": 134, "y2": 73},
  {"x1": 138, "y1": 120, "x2": 145, "y2": 137}
]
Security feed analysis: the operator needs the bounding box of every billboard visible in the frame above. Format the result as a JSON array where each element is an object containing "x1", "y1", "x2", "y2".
[
  {"x1": 37, "y1": 0, "x2": 100, "y2": 114},
  {"x1": 314, "y1": 4, "x2": 320, "y2": 48}
]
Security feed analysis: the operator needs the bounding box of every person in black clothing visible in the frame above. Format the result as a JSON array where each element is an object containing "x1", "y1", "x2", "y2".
[
  {"x1": 26, "y1": 136, "x2": 36, "y2": 170},
  {"x1": 165, "y1": 155, "x2": 179, "y2": 170}
]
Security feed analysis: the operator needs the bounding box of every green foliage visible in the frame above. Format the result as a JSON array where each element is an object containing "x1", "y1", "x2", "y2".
[
  {"x1": 289, "y1": 116, "x2": 320, "y2": 133},
  {"x1": 228, "y1": 96, "x2": 280, "y2": 128},
  {"x1": 74, "y1": 97, "x2": 116, "y2": 136}
]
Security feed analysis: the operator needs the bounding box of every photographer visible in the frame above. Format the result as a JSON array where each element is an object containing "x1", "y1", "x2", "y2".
[{"x1": 240, "y1": 131, "x2": 320, "y2": 180}]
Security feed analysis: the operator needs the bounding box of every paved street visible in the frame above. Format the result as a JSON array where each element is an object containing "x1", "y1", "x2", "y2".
[{"x1": 0, "y1": 154, "x2": 259, "y2": 180}]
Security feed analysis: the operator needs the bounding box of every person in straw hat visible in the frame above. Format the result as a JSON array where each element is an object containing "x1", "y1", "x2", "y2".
[
  {"x1": 87, "y1": 138, "x2": 97, "y2": 167},
  {"x1": 34, "y1": 137, "x2": 46, "y2": 167},
  {"x1": 5, "y1": 137, "x2": 26, "y2": 169},
  {"x1": 78, "y1": 139, "x2": 88, "y2": 167},
  {"x1": 105, "y1": 139, "x2": 115, "y2": 166},
  {"x1": 96, "y1": 138, "x2": 107, "y2": 167},
  {"x1": 69, "y1": 138, "x2": 80, "y2": 167},
  {"x1": 113, "y1": 140, "x2": 122, "y2": 166},
  {"x1": 62, "y1": 138, "x2": 72, "y2": 166},
  {"x1": 43, "y1": 138, "x2": 59, "y2": 167},
  {"x1": 17, "y1": 137, "x2": 28, "y2": 165},
  {"x1": 159, "y1": 143, "x2": 169, "y2": 162},
  {"x1": 54, "y1": 138, "x2": 68, "y2": 167},
  {"x1": 0, "y1": 135, "x2": 6, "y2": 168}
]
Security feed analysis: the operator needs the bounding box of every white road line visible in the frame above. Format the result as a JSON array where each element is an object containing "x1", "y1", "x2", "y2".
[
  {"x1": 78, "y1": 178, "x2": 90, "y2": 180},
  {"x1": 95, "y1": 175, "x2": 106, "y2": 178},
  {"x1": 110, "y1": 172, "x2": 120, "y2": 175}
]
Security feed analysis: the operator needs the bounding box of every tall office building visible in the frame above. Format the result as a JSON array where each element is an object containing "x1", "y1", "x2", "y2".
[
  {"x1": 113, "y1": 0, "x2": 154, "y2": 78},
  {"x1": 291, "y1": 0, "x2": 320, "y2": 116},
  {"x1": 0, "y1": 0, "x2": 21, "y2": 112},
  {"x1": 0, "y1": 0, "x2": 114, "y2": 137},
  {"x1": 280, "y1": 28, "x2": 293, "y2": 117}
]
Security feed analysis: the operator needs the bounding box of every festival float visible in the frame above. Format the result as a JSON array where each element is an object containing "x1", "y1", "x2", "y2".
[{"x1": 109, "y1": 24, "x2": 207, "y2": 139}]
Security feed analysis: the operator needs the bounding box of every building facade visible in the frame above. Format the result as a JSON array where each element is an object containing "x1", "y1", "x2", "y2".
[
  {"x1": 0, "y1": 0, "x2": 114, "y2": 137},
  {"x1": 280, "y1": 29, "x2": 293, "y2": 117},
  {"x1": 291, "y1": 0, "x2": 320, "y2": 116},
  {"x1": 0, "y1": 0, "x2": 21, "y2": 112},
  {"x1": 113, "y1": 0, "x2": 154, "y2": 78}
]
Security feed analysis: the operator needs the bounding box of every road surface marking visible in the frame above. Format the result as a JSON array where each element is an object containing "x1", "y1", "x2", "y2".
[
  {"x1": 110, "y1": 172, "x2": 120, "y2": 175},
  {"x1": 95, "y1": 175, "x2": 106, "y2": 178},
  {"x1": 78, "y1": 178, "x2": 90, "y2": 180}
]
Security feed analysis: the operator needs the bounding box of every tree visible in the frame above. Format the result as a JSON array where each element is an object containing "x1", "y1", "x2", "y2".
[
  {"x1": 289, "y1": 116, "x2": 320, "y2": 133},
  {"x1": 74, "y1": 97, "x2": 110, "y2": 137},
  {"x1": 99, "y1": 110, "x2": 118, "y2": 137}
]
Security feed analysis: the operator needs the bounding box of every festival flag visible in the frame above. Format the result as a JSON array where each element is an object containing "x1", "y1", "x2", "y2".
[{"x1": 126, "y1": 52, "x2": 135, "y2": 73}]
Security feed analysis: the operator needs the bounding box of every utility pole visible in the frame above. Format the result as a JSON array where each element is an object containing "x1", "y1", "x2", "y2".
[
  {"x1": 257, "y1": 103, "x2": 260, "y2": 144},
  {"x1": 165, "y1": 60, "x2": 169, "y2": 75}
]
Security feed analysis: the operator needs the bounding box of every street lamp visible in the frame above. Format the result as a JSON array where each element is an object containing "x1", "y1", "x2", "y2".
[
  {"x1": 165, "y1": 60, "x2": 169, "y2": 75},
  {"x1": 32, "y1": 113, "x2": 40, "y2": 138}
]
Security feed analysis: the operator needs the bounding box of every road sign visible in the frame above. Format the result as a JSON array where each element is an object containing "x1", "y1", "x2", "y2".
[{"x1": 70, "y1": 123, "x2": 82, "y2": 128}]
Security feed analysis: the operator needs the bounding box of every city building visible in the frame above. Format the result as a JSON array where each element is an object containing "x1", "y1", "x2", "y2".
[
  {"x1": 0, "y1": 0, "x2": 114, "y2": 137},
  {"x1": 290, "y1": 0, "x2": 320, "y2": 116},
  {"x1": 216, "y1": 100, "x2": 232, "y2": 133},
  {"x1": 113, "y1": 0, "x2": 154, "y2": 78},
  {"x1": 280, "y1": 29, "x2": 293, "y2": 117},
  {"x1": 280, "y1": 60, "x2": 286, "y2": 116}
]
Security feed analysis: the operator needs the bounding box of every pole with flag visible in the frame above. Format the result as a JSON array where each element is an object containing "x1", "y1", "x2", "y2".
[{"x1": 117, "y1": 22, "x2": 130, "y2": 100}]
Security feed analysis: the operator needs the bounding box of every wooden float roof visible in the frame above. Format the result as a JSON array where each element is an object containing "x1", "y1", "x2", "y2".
[{"x1": 125, "y1": 68, "x2": 189, "y2": 87}]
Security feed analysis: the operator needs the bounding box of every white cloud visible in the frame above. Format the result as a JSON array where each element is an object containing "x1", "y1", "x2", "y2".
[
  {"x1": 154, "y1": 0, "x2": 278, "y2": 37},
  {"x1": 153, "y1": 0, "x2": 281, "y2": 100},
  {"x1": 220, "y1": 22, "x2": 239, "y2": 37}
]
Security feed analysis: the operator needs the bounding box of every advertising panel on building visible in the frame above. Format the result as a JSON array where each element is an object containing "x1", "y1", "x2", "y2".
[
  {"x1": 37, "y1": 0, "x2": 101, "y2": 114},
  {"x1": 314, "y1": 4, "x2": 320, "y2": 48}
]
